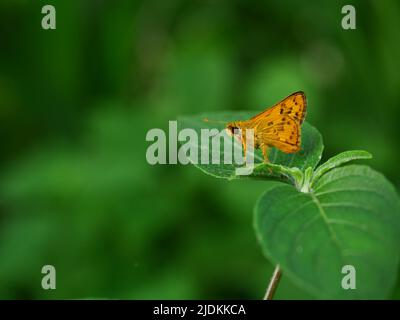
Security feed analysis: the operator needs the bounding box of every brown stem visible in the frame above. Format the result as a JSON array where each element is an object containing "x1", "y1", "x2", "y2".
[{"x1": 263, "y1": 265, "x2": 282, "y2": 300}]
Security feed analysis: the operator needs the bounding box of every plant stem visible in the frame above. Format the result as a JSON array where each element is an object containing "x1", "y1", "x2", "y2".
[{"x1": 263, "y1": 264, "x2": 282, "y2": 300}]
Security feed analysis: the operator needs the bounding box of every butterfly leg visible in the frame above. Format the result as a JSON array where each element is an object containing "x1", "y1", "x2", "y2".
[
  {"x1": 261, "y1": 145, "x2": 273, "y2": 174},
  {"x1": 242, "y1": 140, "x2": 247, "y2": 162},
  {"x1": 261, "y1": 145, "x2": 269, "y2": 163}
]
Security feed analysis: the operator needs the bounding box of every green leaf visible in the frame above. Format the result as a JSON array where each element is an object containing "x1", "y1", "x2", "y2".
[
  {"x1": 252, "y1": 164, "x2": 304, "y2": 187},
  {"x1": 312, "y1": 150, "x2": 372, "y2": 187},
  {"x1": 254, "y1": 165, "x2": 400, "y2": 299},
  {"x1": 178, "y1": 111, "x2": 323, "y2": 180}
]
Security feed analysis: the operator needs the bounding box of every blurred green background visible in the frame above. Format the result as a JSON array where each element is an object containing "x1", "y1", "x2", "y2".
[{"x1": 0, "y1": 0, "x2": 399, "y2": 299}]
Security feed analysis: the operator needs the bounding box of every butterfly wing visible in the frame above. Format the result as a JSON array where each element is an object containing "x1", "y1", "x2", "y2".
[
  {"x1": 257, "y1": 117, "x2": 301, "y2": 152},
  {"x1": 250, "y1": 91, "x2": 306, "y2": 124},
  {"x1": 252, "y1": 92, "x2": 307, "y2": 153}
]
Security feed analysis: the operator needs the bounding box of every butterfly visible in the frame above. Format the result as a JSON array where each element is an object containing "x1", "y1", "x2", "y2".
[{"x1": 206, "y1": 91, "x2": 307, "y2": 162}]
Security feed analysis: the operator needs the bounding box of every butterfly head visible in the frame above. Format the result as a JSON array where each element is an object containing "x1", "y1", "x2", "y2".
[{"x1": 226, "y1": 122, "x2": 240, "y2": 137}]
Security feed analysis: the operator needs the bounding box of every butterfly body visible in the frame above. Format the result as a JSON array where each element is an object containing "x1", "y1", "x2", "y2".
[{"x1": 225, "y1": 91, "x2": 307, "y2": 162}]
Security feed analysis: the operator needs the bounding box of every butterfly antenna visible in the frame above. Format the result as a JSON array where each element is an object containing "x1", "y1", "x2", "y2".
[
  {"x1": 203, "y1": 118, "x2": 226, "y2": 137},
  {"x1": 203, "y1": 118, "x2": 226, "y2": 124}
]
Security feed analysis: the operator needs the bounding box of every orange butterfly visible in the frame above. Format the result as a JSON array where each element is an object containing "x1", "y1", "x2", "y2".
[{"x1": 207, "y1": 92, "x2": 307, "y2": 162}]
